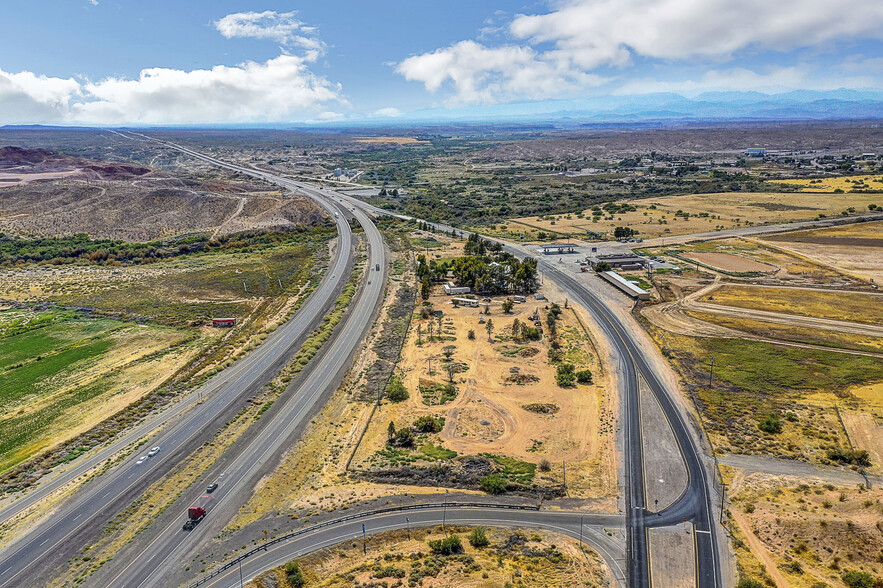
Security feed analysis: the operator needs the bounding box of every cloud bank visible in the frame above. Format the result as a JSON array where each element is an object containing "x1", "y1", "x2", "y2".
[
  {"x1": 214, "y1": 11, "x2": 324, "y2": 55},
  {"x1": 397, "y1": 0, "x2": 883, "y2": 104}
]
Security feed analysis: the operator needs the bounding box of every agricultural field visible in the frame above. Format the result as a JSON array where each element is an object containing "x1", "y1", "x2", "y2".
[
  {"x1": 247, "y1": 526, "x2": 611, "y2": 588},
  {"x1": 349, "y1": 275, "x2": 616, "y2": 501},
  {"x1": 513, "y1": 191, "x2": 880, "y2": 240},
  {"x1": 0, "y1": 232, "x2": 329, "y2": 477},
  {"x1": 726, "y1": 473, "x2": 883, "y2": 588},
  {"x1": 762, "y1": 220, "x2": 883, "y2": 284},
  {"x1": 771, "y1": 173, "x2": 883, "y2": 193},
  {"x1": 0, "y1": 308, "x2": 193, "y2": 472}
]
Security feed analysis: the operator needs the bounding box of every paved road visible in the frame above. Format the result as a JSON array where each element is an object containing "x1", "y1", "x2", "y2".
[
  {"x1": 83, "y1": 143, "x2": 387, "y2": 587},
  {"x1": 0, "y1": 146, "x2": 359, "y2": 587},
  {"x1": 196, "y1": 506, "x2": 626, "y2": 588},
  {"x1": 322, "y1": 192, "x2": 724, "y2": 587}
]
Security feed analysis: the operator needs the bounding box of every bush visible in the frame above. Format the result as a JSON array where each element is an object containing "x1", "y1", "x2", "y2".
[
  {"x1": 539, "y1": 458, "x2": 551, "y2": 472},
  {"x1": 521, "y1": 326, "x2": 542, "y2": 341},
  {"x1": 467, "y1": 329, "x2": 475, "y2": 340},
  {"x1": 428, "y1": 535, "x2": 463, "y2": 555},
  {"x1": 842, "y1": 570, "x2": 878, "y2": 588},
  {"x1": 758, "y1": 415, "x2": 783, "y2": 434},
  {"x1": 555, "y1": 363, "x2": 576, "y2": 387},
  {"x1": 285, "y1": 562, "x2": 306, "y2": 587},
  {"x1": 479, "y1": 474, "x2": 507, "y2": 495},
  {"x1": 827, "y1": 447, "x2": 872, "y2": 467},
  {"x1": 386, "y1": 376, "x2": 409, "y2": 403},
  {"x1": 736, "y1": 580, "x2": 764, "y2": 588},
  {"x1": 414, "y1": 415, "x2": 444, "y2": 433},
  {"x1": 468, "y1": 527, "x2": 490, "y2": 548},
  {"x1": 395, "y1": 427, "x2": 415, "y2": 447},
  {"x1": 575, "y1": 369, "x2": 593, "y2": 384}
]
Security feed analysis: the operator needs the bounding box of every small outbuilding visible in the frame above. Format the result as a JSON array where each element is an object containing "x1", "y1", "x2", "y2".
[{"x1": 212, "y1": 317, "x2": 236, "y2": 328}]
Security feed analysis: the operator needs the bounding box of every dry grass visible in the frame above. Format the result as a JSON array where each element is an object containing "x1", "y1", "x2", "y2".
[
  {"x1": 513, "y1": 191, "x2": 880, "y2": 239},
  {"x1": 353, "y1": 136, "x2": 429, "y2": 145},
  {"x1": 248, "y1": 526, "x2": 610, "y2": 588},
  {"x1": 700, "y1": 285, "x2": 883, "y2": 326},
  {"x1": 771, "y1": 173, "x2": 883, "y2": 193},
  {"x1": 728, "y1": 473, "x2": 883, "y2": 588}
]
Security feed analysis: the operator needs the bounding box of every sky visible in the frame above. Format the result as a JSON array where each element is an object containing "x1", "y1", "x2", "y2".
[{"x1": 1, "y1": 0, "x2": 882, "y2": 125}]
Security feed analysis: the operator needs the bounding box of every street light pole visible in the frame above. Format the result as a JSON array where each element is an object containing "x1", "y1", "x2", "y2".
[
  {"x1": 238, "y1": 557, "x2": 243, "y2": 588},
  {"x1": 443, "y1": 489, "x2": 448, "y2": 534}
]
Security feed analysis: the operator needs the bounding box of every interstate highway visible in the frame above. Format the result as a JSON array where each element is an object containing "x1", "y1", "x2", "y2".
[{"x1": 0, "y1": 146, "x2": 364, "y2": 587}]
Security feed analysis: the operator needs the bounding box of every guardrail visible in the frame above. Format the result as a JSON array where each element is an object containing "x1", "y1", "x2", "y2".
[{"x1": 187, "y1": 501, "x2": 540, "y2": 587}]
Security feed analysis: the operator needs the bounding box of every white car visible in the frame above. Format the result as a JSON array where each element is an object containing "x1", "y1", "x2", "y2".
[
  {"x1": 136, "y1": 456, "x2": 148, "y2": 465},
  {"x1": 147, "y1": 446, "x2": 161, "y2": 457}
]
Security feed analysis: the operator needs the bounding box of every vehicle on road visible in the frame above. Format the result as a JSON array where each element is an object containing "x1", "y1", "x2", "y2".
[
  {"x1": 147, "y1": 446, "x2": 161, "y2": 457},
  {"x1": 183, "y1": 496, "x2": 212, "y2": 531},
  {"x1": 206, "y1": 483, "x2": 218, "y2": 493},
  {"x1": 136, "y1": 456, "x2": 148, "y2": 465},
  {"x1": 375, "y1": 263, "x2": 380, "y2": 271}
]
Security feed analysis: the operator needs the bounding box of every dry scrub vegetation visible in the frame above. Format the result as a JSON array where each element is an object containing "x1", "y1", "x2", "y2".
[{"x1": 248, "y1": 526, "x2": 610, "y2": 588}]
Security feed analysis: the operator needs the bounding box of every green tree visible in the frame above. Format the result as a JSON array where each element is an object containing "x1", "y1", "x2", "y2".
[
  {"x1": 480, "y1": 474, "x2": 507, "y2": 495},
  {"x1": 414, "y1": 415, "x2": 444, "y2": 433},
  {"x1": 387, "y1": 420, "x2": 396, "y2": 442},
  {"x1": 501, "y1": 298, "x2": 514, "y2": 313},
  {"x1": 485, "y1": 318, "x2": 494, "y2": 342},
  {"x1": 386, "y1": 377, "x2": 409, "y2": 402},
  {"x1": 556, "y1": 363, "x2": 576, "y2": 387},
  {"x1": 467, "y1": 329, "x2": 475, "y2": 340},
  {"x1": 735, "y1": 580, "x2": 763, "y2": 588},
  {"x1": 395, "y1": 427, "x2": 415, "y2": 446},
  {"x1": 594, "y1": 261, "x2": 611, "y2": 272},
  {"x1": 428, "y1": 535, "x2": 463, "y2": 555},
  {"x1": 420, "y1": 276, "x2": 430, "y2": 301}
]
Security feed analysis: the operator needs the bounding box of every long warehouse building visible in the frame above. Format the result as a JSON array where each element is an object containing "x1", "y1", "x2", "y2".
[{"x1": 599, "y1": 270, "x2": 651, "y2": 300}]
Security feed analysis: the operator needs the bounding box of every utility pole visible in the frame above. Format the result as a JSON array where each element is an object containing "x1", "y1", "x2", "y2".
[
  {"x1": 238, "y1": 557, "x2": 244, "y2": 588},
  {"x1": 427, "y1": 357, "x2": 432, "y2": 376}
]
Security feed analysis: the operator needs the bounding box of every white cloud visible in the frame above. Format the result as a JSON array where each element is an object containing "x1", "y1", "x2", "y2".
[
  {"x1": 72, "y1": 55, "x2": 343, "y2": 124},
  {"x1": 396, "y1": 40, "x2": 607, "y2": 105},
  {"x1": 0, "y1": 55, "x2": 344, "y2": 125},
  {"x1": 373, "y1": 107, "x2": 401, "y2": 117},
  {"x1": 214, "y1": 11, "x2": 323, "y2": 55},
  {"x1": 0, "y1": 69, "x2": 80, "y2": 123},
  {"x1": 398, "y1": 0, "x2": 883, "y2": 104}
]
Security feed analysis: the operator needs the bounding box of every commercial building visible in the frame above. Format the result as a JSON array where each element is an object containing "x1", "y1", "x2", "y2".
[
  {"x1": 587, "y1": 253, "x2": 647, "y2": 270},
  {"x1": 539, "y1": 243, "x2": 579, "y2": 255},
  {"x1": 599, "y1": 271, "x2": 650, "y2": 300}
]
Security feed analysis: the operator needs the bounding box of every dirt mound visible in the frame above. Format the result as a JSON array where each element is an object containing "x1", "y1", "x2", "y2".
[
  {"x1": 82, "y1": 164, "x2": 150, "y2": 180},
  {"x1": 0, "y1": 146, "x2": 84, "y2": 172}
]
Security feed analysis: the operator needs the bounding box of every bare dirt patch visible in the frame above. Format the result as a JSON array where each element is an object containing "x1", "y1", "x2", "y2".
[{"x1": 681, "y1": 251, "x2": 775, "y2": 273}]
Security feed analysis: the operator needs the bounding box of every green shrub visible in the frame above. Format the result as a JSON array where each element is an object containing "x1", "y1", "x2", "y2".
[
  {"x1": 842, "y1": 570, "x2": 878, "y2": 588},
  {"x1": 555, "y1": 363, "x2": 576, "y2": 387},
  {"x1": 827, "y1": 447, "x2": 871, "y2": 467},
  {"x1": 758, "y1": 415, "x2": 783, "y2": 434},
  {"x1": 414, "y1": 415, "x2": 445, "y2": 433},
  {"x1": 428, "y1": 535, "x2": 463, "y2": 555},
  {"x1": 575, "y1": 369, "x2": 593, "y2": 384},
  {"x1": 468, "y1": 527, "x2": 490, "y2": 548},
  {"x1": 285, "y1": 561, "x2": 306, "y2": 587},
  {"x1": 386, "y1": 376, "x2": 409, "y2": 402},
  {"x1": 480, "y1": 474, "x2": 507, "y2": 495},
  {"x1": 736, "y1": 580, "x2": 763, "y2": 588}
]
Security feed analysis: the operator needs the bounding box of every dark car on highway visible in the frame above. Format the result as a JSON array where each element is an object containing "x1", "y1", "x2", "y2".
[{"x1": 206, "y1": 483, "x2": 218, "y2": 493}]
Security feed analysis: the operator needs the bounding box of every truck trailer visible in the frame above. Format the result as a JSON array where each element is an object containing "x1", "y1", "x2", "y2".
[{"x1": 182, "y1": 494, "x2": 212, "y2": 531}]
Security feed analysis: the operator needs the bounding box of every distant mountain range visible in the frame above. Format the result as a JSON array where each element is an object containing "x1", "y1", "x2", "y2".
[{"x1": 384, "y1": 89, "x2": 883, "y2": 126}]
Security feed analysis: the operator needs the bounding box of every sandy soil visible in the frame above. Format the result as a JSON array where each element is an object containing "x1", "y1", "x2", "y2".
[
  {"x1": 0, "y1": 170, "x2": 82, "y2": 186},
  {"x1": 250, "y1": 526, "x2": 611, "y2": 588},
  {"x1": 681, "y1": 251, "x2": 775, "y2": 273},
  {"x1": 772, "y1": 173, "x2": 883, "y2": 192},
  {"x1": 355, "y1": 280, "x2": 617, "y2": 499},
  {"x1": 841, "y1": 411, "x2": 883, "y2": 475}
]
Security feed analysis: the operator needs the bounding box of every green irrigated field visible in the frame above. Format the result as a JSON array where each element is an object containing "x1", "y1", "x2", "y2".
[{"x1": 0, "y1": 309, "x2": 192, "y2": 471}]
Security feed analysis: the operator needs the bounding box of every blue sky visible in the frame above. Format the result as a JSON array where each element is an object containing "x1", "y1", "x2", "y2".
[{"x1": 1, "y1": 0, "x2": 881, "y2": 124}]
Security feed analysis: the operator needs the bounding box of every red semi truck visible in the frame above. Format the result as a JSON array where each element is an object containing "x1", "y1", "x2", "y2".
[{"x1": 182, "y1": 495, "x2": 212, "y2": 531}]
